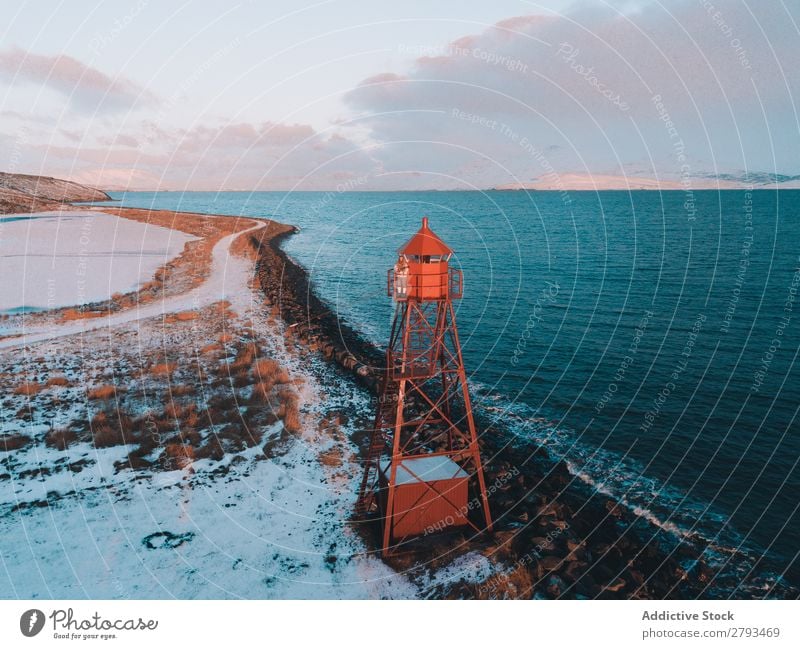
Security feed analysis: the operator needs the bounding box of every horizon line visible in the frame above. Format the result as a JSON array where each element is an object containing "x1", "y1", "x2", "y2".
[{"x1": 97, "y1": 186, "x2": 800, "y2": 193}]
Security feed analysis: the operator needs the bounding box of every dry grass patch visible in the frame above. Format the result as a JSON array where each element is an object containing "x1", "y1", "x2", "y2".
[
  {"x1": 87, "y1": 384, "x2": 120, "y2": 400},
  {"x1": 45, "y1": 427, "x2": 78, "y2": 450},
  {"x1": 254, "y1": 358, "x2": 290, "y2": 386},
  {"x1": 218, "y1": 422, "x2": 262, "y2": 450},
  {"x1": 319, "y1": 447, "x2": 343, "y2": 468},
  {"x1": 163, "y1": 401, "x2": 182, "y2": 421},
  {"x1": 171, "y1": 383, "x2": 195, "y2": 396},
  {"x1": 250, "y1": 381, "x2": 272, "y2": 404},
  {"x1": 150, "y1": 362, "x2": 177, "y2": 377},
  {"x1": 164, "y1": 443, "x2": 195, "y2": 470},
  {"x1": 0, "y1": 433, "x2": 32, "y2": 452},
  {"x1": 136, "y1": 209, "x2": 253, "y2": 240},
  {"x1": 165, "y1": 310, "x2": 198, "y2": 323},
  {"x1": 194, "y1": 436, "x2": 224, "y2": 461},
  {"x1": 277, "y1": 389, "x2": 302, "y2": 434},
  {"x1": 250, "y1": 360, "x2": 291, "y2": 406},
  {"x1": 14, "y1": 381, "x2": 43, "y2": 396},
  {"x1": 232, "y1": 369, "x2": 251, "y2": 387},
  {"x1": 46, "y1": 376, "x2": 70, "y2": 387},
  {"x1": 210, "y1": 300, "x2": 237, "y2": 320},
  {"x1": 283, "y1": 408, "x2": 302, "y2": 434},
  {"x1": 61, "y1": 307, "x2": 105, "y2": 321},
  {"x1": 91, "y1": 411, "x2": 135, "y2": 448},
  {"x1": 229, "y1": 343, "x2": 259, "y2": 373},
  {"x1": 163, "y1": 402, "x2": 200, "y2": 429},
  {"x1": 230, "y1": 230, "x2": 259, "y2": 259},
  {"x1": 253, "y1": 358, "x2": 281, "y2": 381},
  {"x1": 201, "y1": 397, "x2": 237, "y2": 430}
]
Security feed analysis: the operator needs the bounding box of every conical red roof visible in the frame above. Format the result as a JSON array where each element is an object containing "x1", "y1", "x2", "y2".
[{"x1": 398, "y1": 217, "x2": 453, "y2": 256}]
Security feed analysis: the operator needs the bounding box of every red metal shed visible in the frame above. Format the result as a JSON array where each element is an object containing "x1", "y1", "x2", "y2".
[{"x1": 379, "y1": 455, "x2": 470, "y2": 539}]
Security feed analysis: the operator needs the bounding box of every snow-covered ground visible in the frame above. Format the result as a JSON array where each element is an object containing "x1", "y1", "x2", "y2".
[
  {"x1": 0, "y1": 210, "x2": 195, "y2": 313},
  {"x1": 0, "y1": 413, "x2": 417, "y2": 598}
]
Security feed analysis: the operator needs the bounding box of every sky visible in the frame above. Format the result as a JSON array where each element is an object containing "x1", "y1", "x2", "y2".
[{"x1": 1, "y1": 0, "x2": 798, "y2": 190}]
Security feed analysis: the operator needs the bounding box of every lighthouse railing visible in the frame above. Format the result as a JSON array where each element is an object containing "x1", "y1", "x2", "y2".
[
  {"x1": 448, "y1": 268, "x2": 463, "y2": 299},
  {"x1": 387, "y1": 267, "x2": 463, "y2": 301}
]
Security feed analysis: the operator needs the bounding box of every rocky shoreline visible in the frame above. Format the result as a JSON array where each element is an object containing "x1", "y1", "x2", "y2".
[{"x1": 247, "y1": 223, "x2": 796, "y2": 600}]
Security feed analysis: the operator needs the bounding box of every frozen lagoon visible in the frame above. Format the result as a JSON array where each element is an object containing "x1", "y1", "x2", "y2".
[{"x1": 0, "y1": 210, "x2": 196, "y2": 313}]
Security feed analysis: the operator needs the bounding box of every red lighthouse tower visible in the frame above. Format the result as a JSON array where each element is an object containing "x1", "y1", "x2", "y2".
[{"x1": 356, "y1": 217, "x2": 493, "y2": 555}]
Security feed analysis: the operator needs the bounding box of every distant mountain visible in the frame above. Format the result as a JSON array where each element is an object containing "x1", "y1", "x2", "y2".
[
  {"x1": 697, "y1": 171, "x2": 800, "y2": 188},
  {"x1": 0, "y1": 172, "x2": 111, "y2": 214},
  {"x1": 494, "y1": 171, "x2": 800, "y2": 192}
]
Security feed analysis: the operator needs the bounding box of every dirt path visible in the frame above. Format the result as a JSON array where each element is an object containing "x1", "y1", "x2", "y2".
[{"x1": 0, "y1": 219, "x2": 266, "y2": 350}]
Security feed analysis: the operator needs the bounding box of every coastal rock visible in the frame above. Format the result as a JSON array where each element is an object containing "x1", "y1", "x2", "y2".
[
  {"x1": 625, "y1": 567, "x2": 645, "y2": 586},
  {"x1": 537, "y1": 502, "x2": 566, "y2": 518},
  {"x1": 565, "y1": 540, "x2": 586, "y2": 561},
  {"x1": 574, "y1": 573, "x2": 600, "y2": 597},
  {"x1": 529, "y1": 536, "x2": 552, "y2": 550},
  {"x1": 545, "y1": 575, "x2": 568, "y2": 599},
  {"x1": 603, "y1": 577, "x2": 627, "y2": 593},
  {"x1": 591, "y1": 563, "x2": 617, "y2": 584},
  {"x1": 482, "y1": 530, "x2": 517, "y2": 556},
  {"x1": 563, "y1": 559, "x2": 588, "y2": 582},
  {"x1": 605, "y1": 499, "x2": 625, "y2": 518},
  {"x1": 540, "y1": 555, "x2": 563, "y2": 572}
]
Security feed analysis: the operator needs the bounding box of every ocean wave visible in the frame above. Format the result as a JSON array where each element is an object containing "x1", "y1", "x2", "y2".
[{"x1": 469, "y1": 381, "x2": 794, "y2": 596}]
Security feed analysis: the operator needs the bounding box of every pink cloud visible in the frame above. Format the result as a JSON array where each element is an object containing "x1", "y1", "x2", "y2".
[
  {"x1": 68, "y1": 166, "x2": 162, "y2": 190},
  {"x1": 0, "y1": 47, "x2": 154, "y2": 113},
  {"x1": 96, "y1": 134, "x2": 139, "y2": 148},
  {"x1": 345, "y1": 1, "x2": 800, "y2": 187},
  {"x1": 31, "y1": 120, "x2": 381, "y2": 191}
]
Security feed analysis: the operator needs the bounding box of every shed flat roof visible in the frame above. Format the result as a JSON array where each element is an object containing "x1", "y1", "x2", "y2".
[{"x1": 380, "y1": 455, "x2": 468, "y2": 485}]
